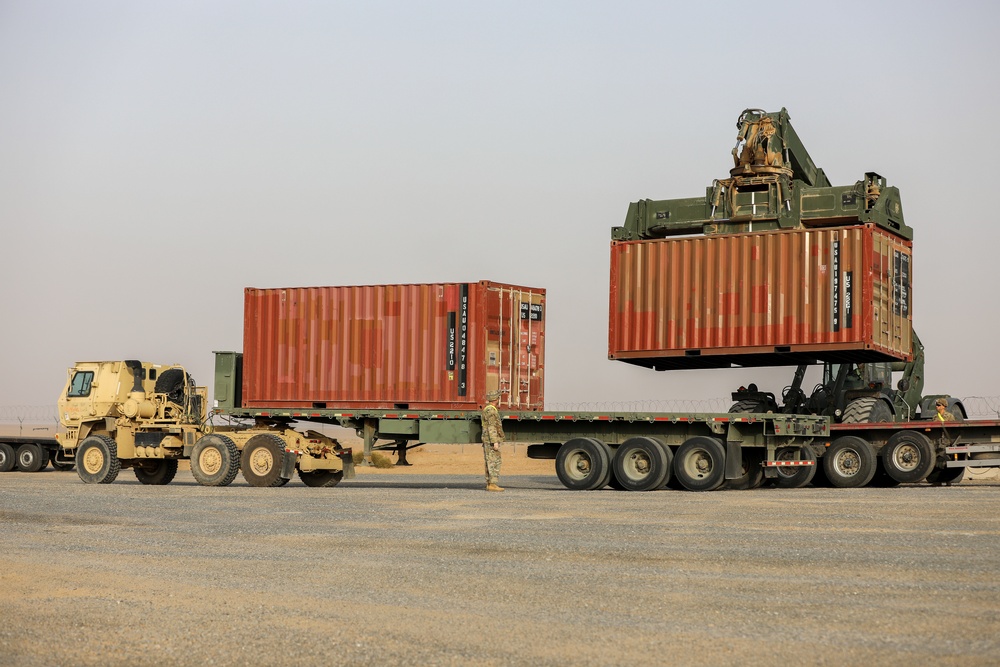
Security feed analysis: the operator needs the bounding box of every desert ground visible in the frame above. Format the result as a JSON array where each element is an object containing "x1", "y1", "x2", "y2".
[{"x1": 1, "y1": 443, "x2": 999, "y2": 666}]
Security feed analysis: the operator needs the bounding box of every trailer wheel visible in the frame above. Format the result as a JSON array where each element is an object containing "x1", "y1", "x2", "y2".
[
  {"x1": 191, "y1": 434, "x2": 240, "y2": 486},
  {"x1": 612, "y1": 437, "x2": 672, "y2": 491},
  {"x1": 16, "y1": 444, "x2": 48, "y2": 472},
  {"x1": 555, "y1": 438, "x2": 611, "y2": 490},
  {"x1": 841, "y1": 397, "x2": 893, "y2": 423},
  {"x1": 774, "y1": 446, "x2": 817, "y2": 488},
  {"x1": 725, "y1": 448, "x2": 765, "y2": 490},
  {"x1": 867, "y1": 459, "x2": 903, "y2": 487},
  {"x1": 673, "y1": 437, "x2": 726, "y2": 491},
  {"x1": 298, "y1": 469, "x2": 345, "y2": 488},
  {"x1": 880, "y1": 430, "x2": 935, "y2": 484},
  {"x1": 0, "y1": 443, "x2": 15, "y2": 472},
  {"x1": 241, "y1": 434, "x2": 289, "y2": 488},
  {"x1": 926, "y1": 466, "x2": 965, "y2": 485},
  {"x1": 823, "y1": 436, "x2": 876, "y2": 488},
  {"x1": 134, "y1": 459, "x2": 179, "y2": 485},
  {"x1": 76, "y1": 435, "x2": 121, "y2": 484}
]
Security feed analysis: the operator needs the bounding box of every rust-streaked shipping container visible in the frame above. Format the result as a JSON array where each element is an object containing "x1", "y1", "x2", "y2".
[
  {"x1": 243, "y1": 281, "x2": 545, "y2": 410},
  {"x1": 609, "y1": 224, "x2": 912, "y2": 370}
]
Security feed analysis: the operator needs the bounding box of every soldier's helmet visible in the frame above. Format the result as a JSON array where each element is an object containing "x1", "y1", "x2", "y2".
[
  {"x1": 486, "y1": 390, "x2": 501, "y2": 401},
  {"x1": 935, "y1": 397, "x2": 948, "y2": 407}
]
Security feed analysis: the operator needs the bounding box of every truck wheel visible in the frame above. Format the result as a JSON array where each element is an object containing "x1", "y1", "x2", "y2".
[
  {"x1": 823, "y1": 436, "x2": 876, "y2": 488},
  {"x1": 841, "y1": 397, "x2": 893, "y2": 423},
  {"x1": 926, "y1": 466, "x2": 965, "y2": 485},
  {"x1": 673, "y1": 436, "x2": 726, "y2": 491},
  {"x1": 76, "y1": 435, "x2": 121, "y2": 484},
  {"x1": 0, "y1": 443, "x2": 15, "y2": 472},
  {"x1": 880, "y1": 430, "x2": 935, "y2": 484},
  {"x1": 191, "y1": 434, "x2": 240, "y2": 486},
  {"x1": 612, "y1": 437, "x2": 671, "y2": 491},
  {"x1": 774, "y1": 445, "x2": 817, "y2": 488},
  {"x1": 134, "y1": 459, "x2": 179, "y2": 485},
  {"x1": 555, "y1": 438, "x2": 611, "y2": 490},
  {"x1": 298, "y1": 469, "x2": 345, "y2": 487},
  {"x1": 725, "y1": 448, "x2": 765, "y2": 490},
  {"x1": 241, "y1": 434, "x2": 289, "y2": 488},
  {"x1": 16, "y1": 444, "x2": 47, "y2": 472}
]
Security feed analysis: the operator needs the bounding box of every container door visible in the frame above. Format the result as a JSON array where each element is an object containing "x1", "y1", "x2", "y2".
[{"x1": 483, "y1": 285, "x2": 545, "y2": 410}]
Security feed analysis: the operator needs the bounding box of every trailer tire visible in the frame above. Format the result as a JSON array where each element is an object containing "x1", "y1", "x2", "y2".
[
  {"x1": 926, "y1": 466, "x2": 965, "y2": 485},
  {"x1": 16, "y1": 444, "x2": 48, "y2": 472},
  {"x1": 867, "y1": 460, "x2": 903, "y2": 487},
  {"x1": 241, "y1": 434, "x2": 289, "y2": 488},
  {"x1": 76, "y1": 435, "x2": 120, "y2": 484},
  {"x1": 725, "y1": 448, "x2": 765, "y2": 490},
  {"x1": 673, "y1": 437, "x2": 726, "y2": 492},
  {"x1": 298, "y1": 469, "x2": 345, "y2": 488},
  {"x1": 774, "y1": 446, "x2": 817, "y2": 488},
  {"x1": 880, "y1": 430, "x2": 935, "y2": 484},
  {"x1": 555, "y1": 438, "x2": 611, "y2": 491},
  {"x1": 823, "y1": 436, "x2": 876, "y2": 488},
  {"x1": 134, "y1": 459, "x2": 179, "y2": 485},
  {"x1": 191, "y1": 434, "x2": 240, "y2": 487},
  {"x1": 841, "y1": 397, "x2": 893, "y2": 424},
  {"x1": 612, "y1": 437, "x2": 672, "y2": 491},
  {"x1": 0, "y1": 443, "x2": 15, "y2": 472}
]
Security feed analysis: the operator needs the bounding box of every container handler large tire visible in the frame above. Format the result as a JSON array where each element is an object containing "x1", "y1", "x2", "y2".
[
  {"x1": 0, "y1": 443, "x2": 17, "y2": 472},
  {"x1": 773, "y1": 445, "x2": 817, "y2": 488},
  {"x1": 823, "y1": 436, "x2": 877, "y2": 488},
  {"x1": 16, "y1": 443, "x2": 47, "y2": 472},
  {"x1": 555, "y1": 438, "x2": 612, "y2": 490},
  {"x1": 76, "y1": 435, "x2": 121, "y2": 484},
  {"x1": 240, "y1": 434, "x2": 290, "y2": 488},
  {"x1": 841, "y1": 397, "x2": 893, "y2": 423},
  {"x1": 880, "y1": 430, "x2": 935, "y2": 484},
  {"x1": 612, "y1": 436, "x2": 672, "y2": 491},
  {"x1": 190, "y1": 434, "x2": 240, "y2": 487},
  {"x1": 673, "y1": 436, "x2": 726, "y2": 491},
  {"x1": 134, "y1": 459, "x2": 178, "y2": 485},
  {"x1": 728, "y1": 399, "x2": 769, "y2": 414},
  {"x1": 298, "y1": 469, "x2": 344, "y2": 488}
]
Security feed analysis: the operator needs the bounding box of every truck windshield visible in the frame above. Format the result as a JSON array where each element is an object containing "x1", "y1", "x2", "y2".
[{"x1": 67, "y1": 371, "x2": 94, "y2": 397}]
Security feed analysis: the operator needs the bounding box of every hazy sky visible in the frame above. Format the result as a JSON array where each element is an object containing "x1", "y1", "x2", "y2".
[{"x1": 2, "y1": 1, "x2": 999, "y2": 413}]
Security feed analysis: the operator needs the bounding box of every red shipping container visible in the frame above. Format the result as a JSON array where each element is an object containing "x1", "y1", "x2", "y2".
[
  {"x1": 243, "y1": 281, "x2": 545, "y2": 410},
  {"x1": 609, "y1": 224, "x2": 913, "y2": 369}
]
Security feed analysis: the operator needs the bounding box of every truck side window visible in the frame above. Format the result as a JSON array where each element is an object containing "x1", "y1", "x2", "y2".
[{"x1": 67, "y1": 371, "x2": 94, "y2": 397}]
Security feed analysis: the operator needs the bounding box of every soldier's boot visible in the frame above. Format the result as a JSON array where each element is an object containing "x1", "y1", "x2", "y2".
[{"x1": 486, "y1": 482, "x2": 505, "y2": 492}]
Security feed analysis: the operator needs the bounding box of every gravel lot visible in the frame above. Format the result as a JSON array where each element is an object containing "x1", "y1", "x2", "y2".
[{"x1": 1, "y1": 469, "x2": 999, "y2": 666}]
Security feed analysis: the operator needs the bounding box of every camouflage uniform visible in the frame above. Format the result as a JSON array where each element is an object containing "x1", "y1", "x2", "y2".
[
  {"x1": 935, "y1": 398, "x2": 955, "y2": 422},
  {"x1": 481, "y1": 401, "x2": 504, "y2": 486}
]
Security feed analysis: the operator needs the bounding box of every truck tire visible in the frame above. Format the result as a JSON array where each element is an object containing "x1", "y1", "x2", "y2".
[
  {"x1": 241, "y1": 434, "x2": 290, "y2": 488},
  {"x1": 926, "y1": 466, "x2": 965, "y2": 485},
  {"x1": 134, "y1": 459, "x2": 179, "y2": 485},
  {"x1": 823, "y1": 436, "x2": 876, "y2": 488},
  {"x1": 774, "y1": 445, "x2": 817, "y2": 488},
  {"x1": 16, "y1": 444, "x2": 47, "y2": 472},
  {"x1": 76, "y1": 435, "x2": 121, "y2": 484},
  {"x1": 612, "y1": 437, "x2": 672, "y2": 491},
  {"x1": 880, "y1": 430, "x2": 935, "y2": 484},
  {"x1": 0, "y1": 443, "x2": 15, "y2": 472},
  {"x1": 298, "y1": 469, "x2": 345, "y2": 488},
  {"x1": 555, "y1": 438, "x2": 611, "y2": 490},
  {"x1": 841, "y1": 397, "x2": 893, "y2": 423},
  {"x1": 673, "y1": 436, "x2": 726, "y2": 491},
  {"x1": 191, "y1": 434, "x2": 240, "y2": 487},
  {"x1": 725, "y1": 448, "x2": 765, "y2": 490}
]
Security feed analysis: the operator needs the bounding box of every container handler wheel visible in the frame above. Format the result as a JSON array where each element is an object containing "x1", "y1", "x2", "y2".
[
  {"x1": 555, "y1": 438, "x2": 612, "y2": 490},
  {"x1": 673, "y1": 437, "x2": 726, "y2": 491},
  {"x1": 823, "y1": 436, "x2": 876, "y2": 488},
  {"x1": 0, "y1": 443, "x2": 16, "y2": 472},
  {"x1": 880, "y1": 430, "x2": 935, "y2": 484},
  {"x1": 134, "y1": 459, "x2": 179, "y2": 485},
  {"x1": 926, "y1": 466, "x2": 965, "y2": 486},
  {"x1": 773, "y1": 445, "x2": 817, "y2": 488},
  {"x1": 841, "y1": 397, "x2": 893, "y2": 424},
  {"x1": 76, "y1": 435, "x2": 121, "y2": 484},
  {"x1": 728, "y1": 399, "x2": 769, "y2": 414},
  {"x1": 298, "y1": 469, "x2": 345, "y2": 488},
  {"x1": 612, "y1": 437, "x2": 672, "y2": 491},
  {"x1": 240, "y1": 434, "x2": 290, "y2": 488},
  {"x1": 16, "y1": 444, "x2": 47, "y2": 472},
  {"x1": 190, "y1": 434, "x2": 240, "y2": 487}
]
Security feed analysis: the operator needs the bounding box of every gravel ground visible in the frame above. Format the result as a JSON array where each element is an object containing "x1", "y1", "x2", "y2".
[{"x1": 1, "y1": 469, "x2": 999, "y2": 666}]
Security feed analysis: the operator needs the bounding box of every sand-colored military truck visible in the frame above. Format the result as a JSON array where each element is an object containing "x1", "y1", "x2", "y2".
[{"x1": 57, "y1": 360, "x2": 354, "y2": 487}]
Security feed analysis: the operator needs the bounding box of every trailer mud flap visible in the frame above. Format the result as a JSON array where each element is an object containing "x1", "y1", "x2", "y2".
[
  {"x1": 340, "y1": 451, "x2": 356, "y2": 479},
  {"x1": 725, "y1": 441, "x2": 743, "y2": 480},
  {"x1": 280, "y1": 450, "x2": 297, "y2": 480}
]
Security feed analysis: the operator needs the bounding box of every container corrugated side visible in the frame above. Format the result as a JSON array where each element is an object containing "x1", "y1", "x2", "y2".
[
  {"x1": 609, "y1": 224, "x2": 912, "y2": 369},
  {"x1": 243, "y1": 281, "x2": 545, "y2": 410}
]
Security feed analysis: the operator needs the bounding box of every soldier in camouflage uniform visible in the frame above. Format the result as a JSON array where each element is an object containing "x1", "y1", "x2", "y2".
[
  {"x1": 934, "y1": 397, "x2": 955, "y2": 422},
  {"x1": 481, "y1": 390, "x2": 505, "y2": 492}
]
